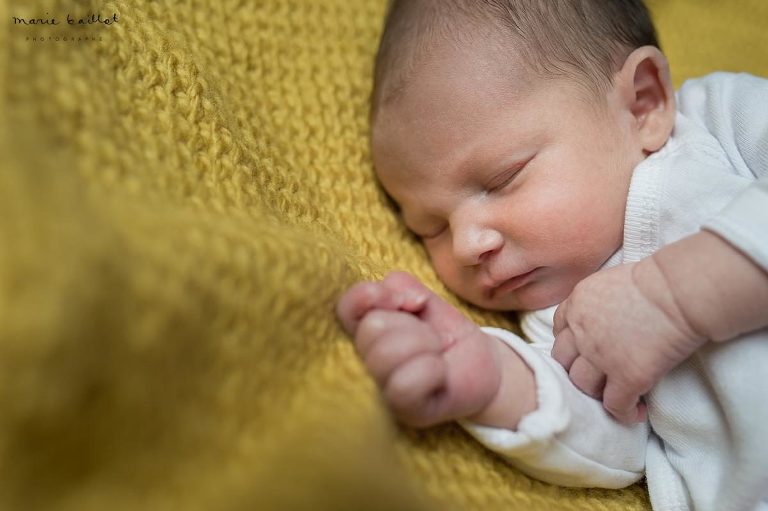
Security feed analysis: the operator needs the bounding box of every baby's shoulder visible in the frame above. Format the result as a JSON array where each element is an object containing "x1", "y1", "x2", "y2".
[{"x1": 677, "y1": 72, "x2": 768, "y2": 112}]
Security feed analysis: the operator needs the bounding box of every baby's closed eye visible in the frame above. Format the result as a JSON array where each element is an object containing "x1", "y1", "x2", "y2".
[{"x1": 484, "y1": 156, "x2": 534, "y2": 193}]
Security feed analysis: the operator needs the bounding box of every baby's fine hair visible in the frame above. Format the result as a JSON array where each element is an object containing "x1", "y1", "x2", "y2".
[{"x1": 373, "y1": 0, "x2": 659, "y2": 116}]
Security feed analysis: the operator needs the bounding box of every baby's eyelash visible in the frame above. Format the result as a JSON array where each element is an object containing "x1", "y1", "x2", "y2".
[
  {"x1": 487, "y1": 170, "x2": 520, "y2": 192},
  {"x1": 486, "y1": 157, "x2": 532, "y2": 192}
]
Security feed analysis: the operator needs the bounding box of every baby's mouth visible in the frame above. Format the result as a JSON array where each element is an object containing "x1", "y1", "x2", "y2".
[{"x1": 486, "y1": 268, "x2": 540, "y2": 300}]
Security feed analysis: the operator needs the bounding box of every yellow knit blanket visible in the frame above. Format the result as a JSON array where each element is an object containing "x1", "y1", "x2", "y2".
[{"x1": 1, "y1": 1, "x2": 766, "y2": 510}]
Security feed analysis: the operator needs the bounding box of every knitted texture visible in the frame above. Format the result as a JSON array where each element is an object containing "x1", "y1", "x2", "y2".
[{"x1": 0, "y1": 1, "x2": 765, "y2": 510}]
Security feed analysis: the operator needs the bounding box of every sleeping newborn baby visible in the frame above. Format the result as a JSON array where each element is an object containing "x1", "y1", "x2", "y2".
[{"x1": 337, "y1": 1, "x2": 768, "y2": 510}]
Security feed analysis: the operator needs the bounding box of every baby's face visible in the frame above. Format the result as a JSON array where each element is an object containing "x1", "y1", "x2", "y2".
[{"x1": 372, "y1": 40, "x2": 646, "y2": 311}]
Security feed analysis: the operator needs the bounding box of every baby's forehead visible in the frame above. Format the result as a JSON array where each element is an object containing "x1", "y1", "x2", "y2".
[{"x1": 377, "y1": 24, "x2": 535, "y2": 114}]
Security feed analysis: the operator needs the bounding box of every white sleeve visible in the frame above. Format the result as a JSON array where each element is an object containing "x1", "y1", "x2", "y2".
[
  {"x1": 677, "y1": 73, "x2": 768, "y2": 271},
  {"x1": 703, "y1": 177, "x2": 768, "y2": 271},
  {"x1": 458, "y1": 327, "x2": 649, "y2": 489}
]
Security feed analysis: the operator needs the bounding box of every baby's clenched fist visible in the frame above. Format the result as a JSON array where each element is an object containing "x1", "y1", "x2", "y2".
[
  {"x1": 336, "y1": 271, "x2": 505, "y2": 428},
  {"x1": 355, "y1": 308, "x2": 450, "y2": 426}
]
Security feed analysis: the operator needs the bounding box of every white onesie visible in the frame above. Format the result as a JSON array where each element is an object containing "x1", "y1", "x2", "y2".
[{"x1": 460, "y1": 72, "x2": 768, "y2": 511}]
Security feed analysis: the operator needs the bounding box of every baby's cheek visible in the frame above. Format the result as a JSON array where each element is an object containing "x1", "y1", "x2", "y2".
[
  {"x1": 427, "y1": 251, "x2": 469, "y2": 295},
  {"x1": 424, "y1": 244, "x2": 451, "y2": 275}
]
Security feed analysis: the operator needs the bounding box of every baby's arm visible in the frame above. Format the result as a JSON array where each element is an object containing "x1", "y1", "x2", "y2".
[
  {"x1": 335, "y1": 271, "x2": 536, "y2": 429},
  {"x1": 652, "y1": 230, "x2": 768, "y2": 342},
  {"x1": 337, "y1": 272, "x2": 648, "y2": 488},
  {"x1": 463, "y1": 326, "x2": 647, "y2": 489},
  {"x1": 552, "y1": 230, "x2": 768, "y2": 424},
  {"x1": 552, "y1": 74, "x2": 768, "y2": 423}
]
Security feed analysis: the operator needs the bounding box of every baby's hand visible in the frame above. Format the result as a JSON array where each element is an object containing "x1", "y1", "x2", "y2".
[
  {"x1": 551, "y1": 259, "x2": 706, "y2": 424},
  {"x1": 336, "y1": 272, "x2": 503, "y2": 428}
]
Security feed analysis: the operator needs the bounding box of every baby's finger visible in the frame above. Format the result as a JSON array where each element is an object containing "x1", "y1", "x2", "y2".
[
  {"x1": 568, "y1": 356, "x2": 606, "y2": 399},
  {"x1": 635, "y1": 400, "x2": 648, "y2": 422},
  {"x1": 382, "y1": 271, "x2": 430, "y2": 313},
  {"x1": 383, "y1": 353, "x2": 447, "y2": 428},
  {"x1": 355, "y1": 309, "x2": 431, "y2": 358},
  {"x1": 336, "y1": 281, "x2": 402, "y2": 334},
  {"x1": 363, "y1": 322, "x2": 443, "y2": 385},
  {"x1": 551, "y1": 327, "x2": 579, "y2": 371},
  {"x1": 354, "y1": 309, "x2": 397, "y2": 356},
  {"x1": 603, "y1": 380, "x2": 645, "y2": 425},
  {"x1": 552, "y1": 299, "x2": 569, "y2": 336}
]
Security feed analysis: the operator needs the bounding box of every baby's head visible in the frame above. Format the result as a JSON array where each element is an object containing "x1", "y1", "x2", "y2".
[{"x1": 370, "y1": 0, "x2": 677, "y2": 311}]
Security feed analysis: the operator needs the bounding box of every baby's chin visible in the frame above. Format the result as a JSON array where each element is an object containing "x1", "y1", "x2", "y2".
[{"x1": 466, "y1": 280, "x2": 568, "y2": 312}]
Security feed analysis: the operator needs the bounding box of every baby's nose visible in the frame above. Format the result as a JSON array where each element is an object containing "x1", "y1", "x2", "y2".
[{"x1": 452, "y1": 223, "x2": 503, "y2": 267}]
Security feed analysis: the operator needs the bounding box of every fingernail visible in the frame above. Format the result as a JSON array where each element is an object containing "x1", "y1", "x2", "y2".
[
  {"x1": 402, "y1": 290, "x2": 427, "y2": 310},
  {"x1": 367, "y1": 315, "x2": 385, "y2": 331}
]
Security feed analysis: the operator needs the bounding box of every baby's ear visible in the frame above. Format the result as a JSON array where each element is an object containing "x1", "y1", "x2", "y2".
[{"x1": 615, "y1": 46, "x2": 675, "y2": 153}]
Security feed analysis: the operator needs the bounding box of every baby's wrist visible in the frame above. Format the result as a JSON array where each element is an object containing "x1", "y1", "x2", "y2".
[
  {"x1": 632, "y1": 255, "x2": 706, "y2": 344},
  {"x1": 465, "y1": 333, "x2": 537, "y2": 430}
]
